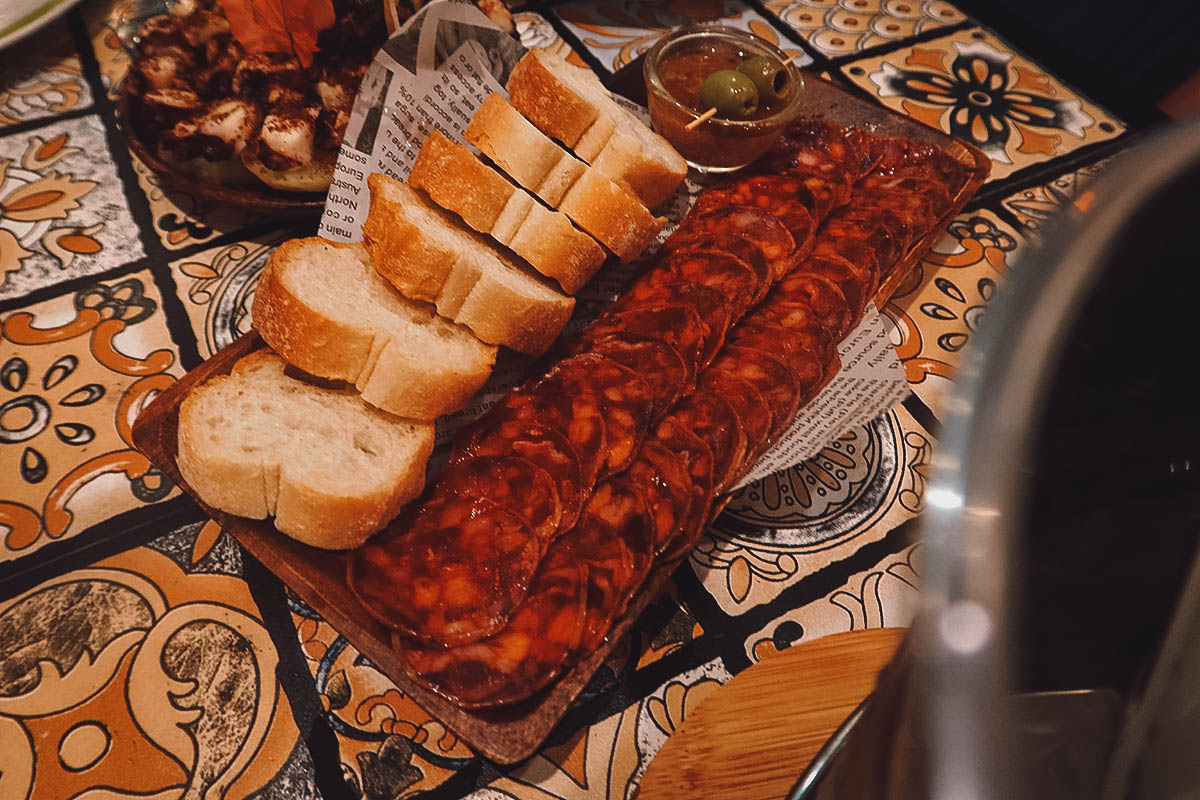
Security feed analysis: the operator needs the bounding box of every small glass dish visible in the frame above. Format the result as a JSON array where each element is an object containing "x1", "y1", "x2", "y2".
[{"x1": 644, "y1": 23, "x2": 804, "y2": 173}]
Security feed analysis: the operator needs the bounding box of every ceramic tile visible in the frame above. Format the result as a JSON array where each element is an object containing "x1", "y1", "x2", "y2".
[
  {"x1": 884, "y1": 208, "x2": 1023, "y2": 416},
  {"x1": 477, "y1": 656, "x2": 732, "y2": 800},
  {"x1": 1001, "y1": 156, "x2": 1112, "y2": 237},
  {"x1": 763, "y1": 0, "x2": 965, "y2": 59},
  {"x1": 0, "y1": 269, "x2": 183, "y2": 562},
  {"x1": 693, "y1": 404, "x2": 933, "y2": 617},
  {"x1": 289, "y1": 595, "x2": 477, "y2": 798},
  {"x1": 553, "y1": 0, "x2": 814, "y2": 74},
  {"x1": 841, "y1": 28, "x2": 1124, "y2": 181},
  {"x1": 0, "y1": 519, "x2": 319, "y2": 799},
  {"x1": 0, "y1": 115, "x2": 146, "y2": 301},
  {"x1": 167, "y1": 231, "x2": 289, "y2": 358},
  {"x1": 0, "y1": 21, "x2": 92, "y2": 127},
  {"x1": 744, "y1": 542, "x2": 921, "y2": 662},
  {"x1": 514, "y1": 10, "x2": 588, "y2": 68}
]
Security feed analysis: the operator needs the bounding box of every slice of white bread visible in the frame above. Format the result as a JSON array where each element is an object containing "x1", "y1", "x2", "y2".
[
  {"x1": 251, "y1": 238, "x2": 497, "y2": 419},
  {"x1": 177, "y1": 349, "x2": 434, "y2": 549},
  {"x1": 408, "y1": 130, "x2": 606, "y2": 294},
  {"x1": 465, "y1": 93, "x2": 665, "y2": 262},
  {"x1": 505, "y1": 48, "x2": 687, "y2": 209},
  {"x1": 363, "y1": 174, "x2": 576, "y2": 355}
]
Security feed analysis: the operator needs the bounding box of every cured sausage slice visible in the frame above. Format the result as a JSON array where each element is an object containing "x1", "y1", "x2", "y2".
[
  {"x1": 757, "y1": 118, "x2": 862, "y2": 184},
  {"x1": 583, "y1": 304, "x2": 707, "y2": 385},
  {"x1": 651, "y1": 418, "x2": 715, "y2": 561},
  {"x1": 573, "y1": 511, "x2": 636, "y2": 651},
  {"x1": 609, "y1": 281, "x2": 733, "y2": 370},
  {"x1": 813, "y1": 228, "x2": 882, "y2": 295},
  {"x1": 454, "y1": 420, "x2": 585, "y2": 538},
  {"x1": 589, "y1": 332, "x2": 689, "y2": 418},
  {"x1": 773, "y1": 271, "x2": 854, "y2": 339},
  {"x1": 349, "y1": 497, "x2": 541, "y2": 646},
  {"x1": 698, "y1": 371, "x2": 773, "y2": 467},
  {"x1": 709, "y1": 345, "x2": 802, "y2": 441},
  {"x1": 488, "y1": 382, "x2": 607, "y2": 490},
  {"x1": 667, "y1": 232, "x2": 774, "y2": 295},
  {"x1": 666, "y1": 390, "x2": 748, "y2": 494},
  {"x1": 397, "y1": 538, "x2": 587, "y2": 708},
  {"x1": 860, "y1": 174, "x2": 954, "y2": 216},
  {"x1": 434, "y1": 455, "x2": 561, "y2": 546},
  {"x1": 666, "y1": 205, "x2": 796, "y2": 282},
  {"x1": 692, "y1": 175, "x2": 818, "y2": 243},
  {"x1": 626, "y1": 440, "x2": 694, "y2": 554},
  {"x1": 554, "y1": 353, "x2": 654, "y2": 481},
  {"x1": 650, "y1": 250, "x2": 759, "y2": 322},
  {"x1": 729, "y1": 320, "x2": 832, "y2": 393},
  {"x1": 585, "y1": 476, "x2": 656, "y2": 618},
  {"x1": 862, "y1": 134, "x2": 967, "y2": 188},
  {"x1": 805, "y1": 252, "x2": 868, "y2": 317},
  {"x1": 834, "y1": 206, "x2": 910, "y2": 266}
]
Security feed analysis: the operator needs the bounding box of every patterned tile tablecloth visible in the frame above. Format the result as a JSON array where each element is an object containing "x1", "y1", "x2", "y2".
[{"x1": 0, "y1": 1, "x2": 1136, "y2": 797}]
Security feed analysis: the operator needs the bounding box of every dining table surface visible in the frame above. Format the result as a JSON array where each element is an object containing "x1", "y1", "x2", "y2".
[{"x1": 0, "y1": 0, "x2": 1160, "y2": 798}]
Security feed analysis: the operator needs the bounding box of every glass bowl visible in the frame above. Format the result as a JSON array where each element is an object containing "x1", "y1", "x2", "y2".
[{"x1": 643, "y1": 23, "x2": 804, "y2": 173}]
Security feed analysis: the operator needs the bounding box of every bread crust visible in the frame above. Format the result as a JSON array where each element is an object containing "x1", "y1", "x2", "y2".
[
  {"x1": 176, "y1": 350, "x2": 434, "y2": 549},
  {"x1": 251, "y1": 238, "x2": 496, "y2": 418}
]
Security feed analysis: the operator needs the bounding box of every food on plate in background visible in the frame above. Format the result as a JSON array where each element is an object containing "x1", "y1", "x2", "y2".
[
  {"x1": 176, "y1": 349, "x2": 434, "y2": 549},
  {"x1": 125, "y1": 0, "x2": 394, "y2": 192}
]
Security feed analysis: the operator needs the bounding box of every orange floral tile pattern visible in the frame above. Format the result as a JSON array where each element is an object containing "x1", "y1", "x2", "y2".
[
  {"x1": 745, "y1": 542, "x2": 921, "y2": 662},
  {"x1": 764, "y1": 0, "x2": 965, "y2": 58},
  {"x1": 842, "y1": 28, "x2": 1124, "y2": 181},
  {"x1": 695, "y1": 404, "x2": 932, "y2": 616},
  {"x1": 1, "y1": 270, "x2": 182, "y2": 562},
  {"x1": 0, "y1": 520, "x2": 318, "y2": 799},
  {"x1": 1001, "y1": 156, "x2": 1112, "y2": 237},
  {"x1": 1, "y1": 115, "x2": 145, "y2": 300},
  {"x1": 554, "y1": 0, "x2": 813, "y2": 73},
  {"x1": 0, "y1": 21, "x2": 91, "y2": 127},
  {"x1": 884, "y1": 208, "x2": 1023, "y2": 416},
  {"x1": 168, "y1": 232, "x2": 288, "y2": 358}
]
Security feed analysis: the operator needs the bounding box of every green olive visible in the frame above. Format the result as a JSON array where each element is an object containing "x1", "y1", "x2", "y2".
[
  {"x1": 738, "y1": 56, "x2": 788, "y2": 103},
  {"x1": 699, "y1": 69, "x2": 759, "y2": 119}
]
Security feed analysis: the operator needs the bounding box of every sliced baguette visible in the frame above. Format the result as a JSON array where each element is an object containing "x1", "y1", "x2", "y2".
[
  {"x1": 363, "y1": 174, "x2": 575, "y2": 356},
  {"x1": 506, "y1": 48, "x2": 687, "y2": 209},
  {"x1": 177, "y1": 349, "x2": 434, "y2": 549},
  {"x1": 251, "y1": 237, "x2": 496, "y2": 419},
  {"x1": 465, "y1": 93, "x2": 665, "y2": 262},
  {"x1": 408, "y1": 130, "x2": 606, "y2": 294}
]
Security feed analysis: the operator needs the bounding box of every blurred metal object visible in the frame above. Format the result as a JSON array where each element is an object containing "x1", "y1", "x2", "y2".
[{"x1": 789, "y1": 115, "x2": 1200, "y2": 798}]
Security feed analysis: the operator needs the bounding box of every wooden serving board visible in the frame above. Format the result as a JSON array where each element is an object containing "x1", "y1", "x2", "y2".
[
  {"x1": 131, "y1": 69, "x2": 986, "y2": 764},
  {"x1": 635, "y1": 627, "x2": 907, "y2": 800}
]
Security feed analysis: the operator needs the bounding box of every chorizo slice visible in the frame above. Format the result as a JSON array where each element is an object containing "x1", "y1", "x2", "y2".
[
  {"x1": 665, "y1": 231, "x2": 774, "y2": 293},
  {"x1": 666, "y1": 205, "x2": 796, "y2": 281},
  {"x1": 585, "y1": 476, "x2": 656, "y2": 608},
  {"x1": 729, "y1": 320, "x2": 832, "y2": 392},
  {"x1": 805, "y1": 252, "x2": 869, "y2": 318},
  {"x1": 859, "y1": 174, "x2": 954, "y2": 217},
  {"x1": 573, "y1": 511, "x2": 637, "y2": 651},
  {"x1": 433, "y1": 455, "x2": 560, "y2": 546},
  {"x1": 650, "y1": 250, "x2": 759, "y2": 322},
  {"x1": 349, "y1": 497, "x2": 542, "y2": 647},
  {"x1": 554, "y1": 354, "x2": 655, "y2": 481},
  {"x1": 812, "y1": 229, "x2": 882, "y2": 295},
  {"x1": 773, "y1": 271, "x2": 854, "y2": 339},
  {"x1": 756, "y1": 118, "x2": 861, "y2": 182},
  {"x1": 692, "y1": 175, "x2": 818, "y2": 243},
  {"x1": 608, "y1": 281, "x2": 733, "y2": 370},
  {"x1": 651, "y1": 418, "x2": 716, "y2": 561},
  {"x1": 709, "y1": 345, "x2": 802, "y2": 441},
  {"x1": 698, "y1": 370, "x2": 773, "y2": 468},
  {"x1": 582, "y1": 304, "x2": 707, "y2": 386},
  {"x1": 397, "y1": 538, "x2": 587, "y2": 708},
  {"x1": 589, "y1": 332, "x2": 689, "y2": 418},
  {"x1": 835, "y1": 205, "x2": 912, "y2": 265},
  {"x1": 665, "y1": 390, "x2": 748, "y2": 494},
  {"x1": 626, "y1": 440, "x2": 695, "y2": 554},
  {"x1": 454, "y1": 420, "x2": 585, "y2": 538},
  {"x1": 487, "y1": 387, "x2": 607, "y2": 490}
]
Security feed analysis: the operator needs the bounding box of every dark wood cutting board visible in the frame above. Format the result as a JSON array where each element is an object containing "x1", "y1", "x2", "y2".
[{"x1": 131, "y1": 70, "x2": 986, "y2": 763}]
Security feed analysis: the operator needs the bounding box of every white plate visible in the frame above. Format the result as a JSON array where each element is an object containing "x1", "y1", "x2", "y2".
[{"x1": 0, "y1": 0, "x2": 84, "y2": 53}]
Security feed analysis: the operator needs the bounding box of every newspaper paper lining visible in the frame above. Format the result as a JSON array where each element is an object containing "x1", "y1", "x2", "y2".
[{"x1": 319, "y1": 0, "x2": 911, "y2": 484}]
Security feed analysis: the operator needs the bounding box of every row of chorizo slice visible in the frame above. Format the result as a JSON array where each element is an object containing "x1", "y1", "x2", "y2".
[
  {"x1": 348, "y1": 120, "x2": 966, "y2": 707},
  {"x1": 347, "y1": 118, "x2": 862, "y2": 648}
]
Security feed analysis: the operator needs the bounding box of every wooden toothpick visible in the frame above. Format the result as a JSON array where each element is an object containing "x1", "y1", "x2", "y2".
[{"x1": 685, "y1": 107, "x2": 718, "y2": 131}]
